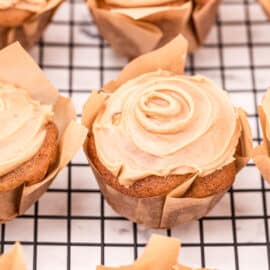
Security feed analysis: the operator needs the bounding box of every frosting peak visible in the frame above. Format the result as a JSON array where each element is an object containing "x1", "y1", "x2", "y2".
[
  {"x1": 93, "y1": 71, "x2": 241, "y2": 186},
  {"x1": 0, "y1": 82, "x2": 53, "y2": 177}
]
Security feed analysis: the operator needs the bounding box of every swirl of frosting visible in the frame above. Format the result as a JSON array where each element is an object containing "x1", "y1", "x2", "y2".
[
  {"x1": 93, "y1": 70, "x2": 241, "y2": 186},
  {"x1": 0, "y1": 0, "x2": 47, "y2": 10},
  {"x1": 0, "y1": 82, "x2": 53, "y2": 177}
]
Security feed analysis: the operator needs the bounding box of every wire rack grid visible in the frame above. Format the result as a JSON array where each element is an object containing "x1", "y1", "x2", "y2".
[{"x1": 1, "y1": 0, "x2": 270, "y2": 269}]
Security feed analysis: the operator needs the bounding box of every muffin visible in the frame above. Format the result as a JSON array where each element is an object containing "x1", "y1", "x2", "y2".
[
  {"x1": 87, "y1": 0, "x2": 221, "y2": 58},
  {"x1": 0, "y1": 0, "x2": 65, "y2": 49},
  {"x1": 83, "y1": 37, "x2": 252, "y2": 228},
  {"x1": 253, "y1": 89, "x2": 270, "y2": 183},
  {"x1": 0, "y1": 42, "x2": 88, "y2": 222}
]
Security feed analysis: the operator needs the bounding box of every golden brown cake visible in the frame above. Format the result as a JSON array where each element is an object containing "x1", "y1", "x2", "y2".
[
  {"x1": 87, "y1": 71, "x2": 242, "y2": 198},
  {"x1": 87, "y1": 0, "x2": 221, "y2": 58},
  {"x1": 0, "y1": 82, "x2": 58, "y2": 192}
]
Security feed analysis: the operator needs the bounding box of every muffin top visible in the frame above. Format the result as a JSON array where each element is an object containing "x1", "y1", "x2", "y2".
[
  {"x1": 0, "y1": 0, "x2": 47, "y2": 11},
  {"x1": 93, "y1": 70, "x2": 241, "y2": 186},
  {"x1": 0, "y1": 82, "x2": 53, "y2": 177}
]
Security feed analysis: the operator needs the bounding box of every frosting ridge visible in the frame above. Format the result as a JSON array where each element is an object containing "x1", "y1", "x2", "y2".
[
  {"x1": 0, "y1": 82, "x2": 53, "y2": 177},
  {"x1": 93, "y1": 70, "x2": 241, "y2": 186}
]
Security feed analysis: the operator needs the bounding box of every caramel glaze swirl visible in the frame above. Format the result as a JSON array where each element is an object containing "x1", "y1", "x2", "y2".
[
  {"x1": 0, "y1": 82, "x2": 53, "y2": 177},
  {"x1": 93, "y1": 70, "x2": 242, "y2": 187}
]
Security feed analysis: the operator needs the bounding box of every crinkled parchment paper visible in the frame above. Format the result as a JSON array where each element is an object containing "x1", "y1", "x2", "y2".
[{"x1": 0, "y1": 42, "x2": 88, "y2": 223}]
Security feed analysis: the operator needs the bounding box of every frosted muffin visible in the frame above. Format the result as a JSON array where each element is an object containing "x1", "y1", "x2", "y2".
[
  {"x1": 84, "y1": 71, "x2": 251, "y2": 228},
  {"x1": 83, "y1": 36, "x2": 251, "y2": 228},
  {"x1": 87, "y1": 0, "x2": 221, "y2": 58},
  {"x1": 0, "y1": 43, "x2": 87, "y2": 223},
  {"x1": 0, "y1": 0, "x2": 64, "y2": 49},
  {"x1": 0, "y1": 82, "x2": 58, "y2": 191}
]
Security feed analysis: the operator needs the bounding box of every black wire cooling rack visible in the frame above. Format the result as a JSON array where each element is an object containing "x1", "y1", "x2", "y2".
[{"x1": 1, "y1": 0, "x2": 270, "y2": 269}]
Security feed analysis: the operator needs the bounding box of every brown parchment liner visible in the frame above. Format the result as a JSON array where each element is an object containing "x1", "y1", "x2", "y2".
[
  {"x1": 253, "y1": 91, "x2": 270, "y2": 183},
  {"x1": 0, "y1": 0, "x2": 65, "y2": 50},
  {"x1": 97, "y1": 234, "x2": 209, "y2": 270},
  {"x1": 86, "y1": 0, "x2": 220, "y2": 58},
  {"x1": 0, "y1": 236, "x2": 209, "y2": 269},
  {"x1": 0, "y1": 42, "x2": 88, "y2": 223},
  {"x1": 82, "y1": 35, "x2": 253, "y2": 229},
  {"x1": 258, "y1": 0, "x2": 270, "y2": 19},
  {"x1": 0, "y1": 242, "x2": 27, "y2": 269}
]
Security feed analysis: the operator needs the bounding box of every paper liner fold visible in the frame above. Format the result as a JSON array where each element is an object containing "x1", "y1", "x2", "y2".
[
  {"x1": 96, "y1": 234, "x2": 209, "y2": 270},
  {"x1": 253, "y1": 104, "x2": 270, "y2": 183},
  {"x1": 87, "y1": 0, "x2": 220, "y2": 58},
  {"x1": 0, "y1": 236, "x2": 209, "y2": 270},
  {"x1": 258, "y1": 0, "x2": 270, "y2": 19},
  {"x1": 193, "y1": 0, "x2": 220, "y2": 45},
  {"x1": 82, "y1": 36, "x2": 252, "y2": 228},
  {"x1": 0, "y1": 0, "x2": 64, "y2": 50},
  {"x1": 0, "y1": 242, "x2": 27, "y2": 270},
  {"x1": 0, "y1": 42, "x2": 88, "y2": 223}
]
